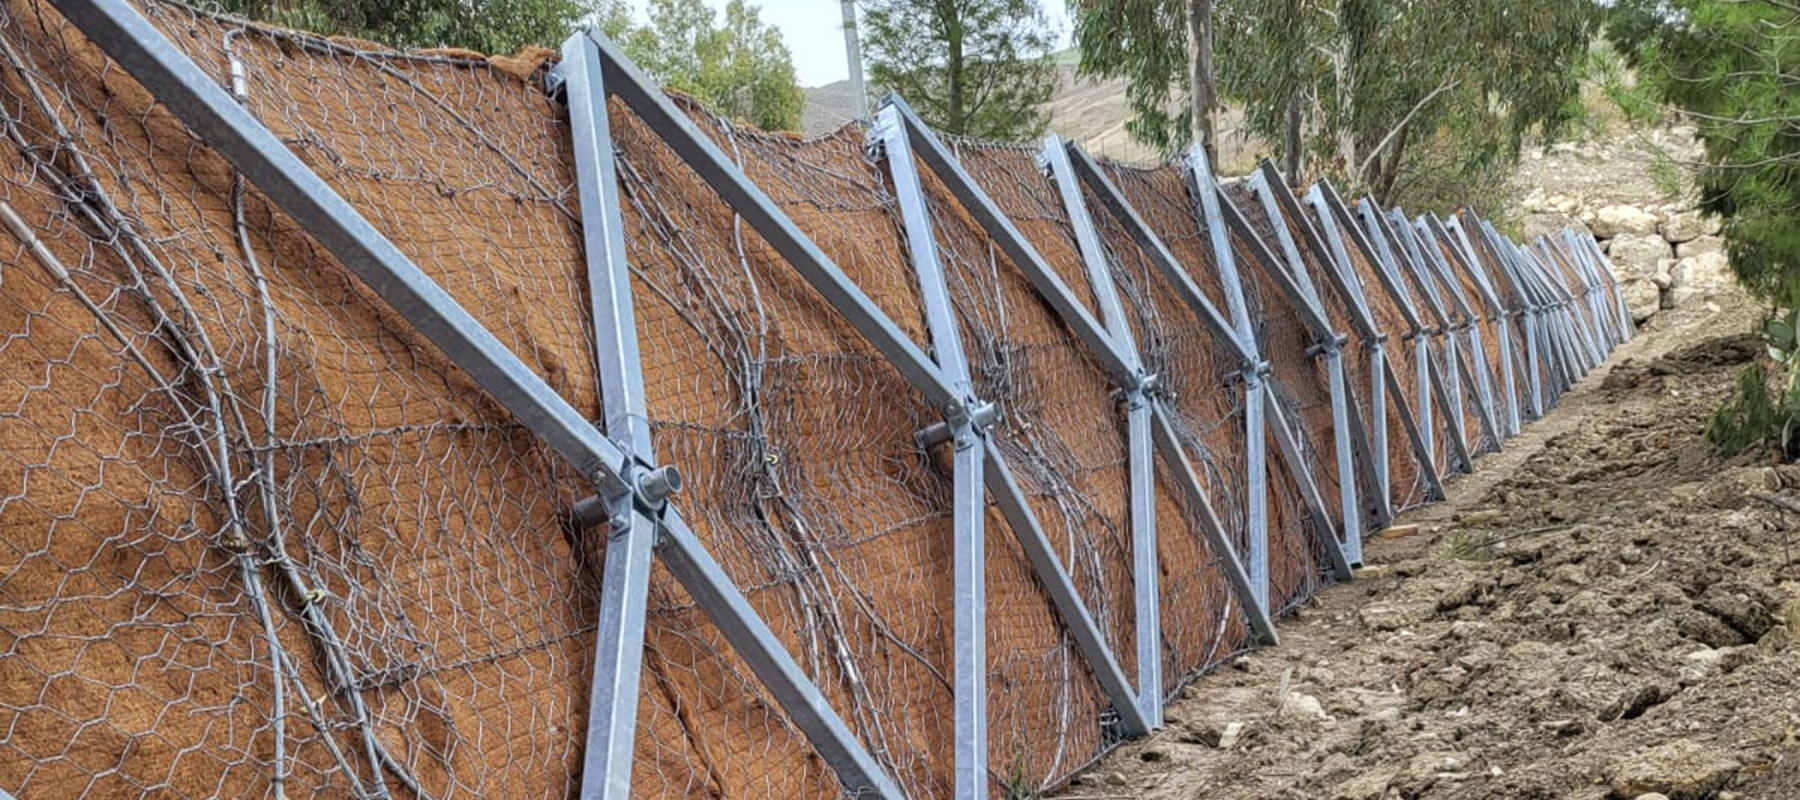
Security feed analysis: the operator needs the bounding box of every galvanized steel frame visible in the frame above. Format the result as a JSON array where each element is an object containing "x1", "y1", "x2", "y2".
[
  {"x1": 53, "y1": 4, "x2": 909, "y2": 797},
  {"x1": 1444, "y1": 213, "x2": 1525, "y2": 436},
  {"x1": 1183, "y1": 145, "x2": 1354, "y2": 606},
  {"x1": 1351, "y1": 196, "x2": 1476, "y2": 475},
  {"x1": 1242, "y1": 164, "x2": 1377, "y2": 564},
  {"x1": 1303, "y1": 181, "x2": 1448, "y2": 505},
  {"x1": 1413, "y1": 214, "x2": 1505, "y2": 450},
  {"x1": 1060, "y1": 143, "x2": 1293, "y2": 645},
  {"x1": 44, "y1": 5, "x2": 1636, "y2": 798}
]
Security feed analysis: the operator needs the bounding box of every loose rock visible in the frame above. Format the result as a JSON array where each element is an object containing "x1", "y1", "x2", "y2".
[
  {"x1": 1593, "y1": 204, "x2": 1661, "y2": 237},
  {"x1": 1607, "y1": 741, "x2": 1741, "y2": 800}
]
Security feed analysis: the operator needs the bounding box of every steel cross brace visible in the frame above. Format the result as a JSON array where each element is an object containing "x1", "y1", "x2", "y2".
[
  {"x1": 1054, "y1": 138, "x2": 1304, "y2": 640},
  {"x1": 1352, "y1": 196, "x2": 1476, "y2": 477},
  {"x1": 555, "y1": 32, "x2": 912, "y2": 800},
  {"x1": 868, "y1": 105, "x2": 1156, "y2": 800},
  {"x1": 1371, "y1": 205, "x2": 1463, "y2": 449},
  {"x1": 1513, "y1": 240, "x2": 1584, "y2": 391},
  {"x1": 1240, "y1": 164, "x2": 1376, "y2": 564},
  {"x1": 1416, "y1": 214, "x2": 1505, "y2": 448},
  {"x1": 1250, "y1": 161, "x2": 1392, "y2": 531},
  {"x1": 1060, "y1": 141, "x2": 1310, "y2": 642},
  {"x1": 1445, "y1": 213, "x2": 1524, "y2": 436},
  {"x1": 1547, "y1": 232, "x2": 1614, "y2": 351},
  {"x1": 1532, "y1": 238, "x2": 1597, "y2": 372},
  {"x1": 1037, "y1": 135, "x2": 1162, "y2": 727},
  {"x1": 885, "y1": 98, "x2": 1336, "y2": 628},
  {"x1": 1184, "y1": 145, "x2": 1353, "y2": 608},
  {"x1": 1474, "y1": 218, "x2": 1549, "y2": 418},
  {"x1": 1305, "y1": 181, "x2": 1448, "y2": 505},
  {"x1": 1574, "y1": 231, "x2": 1634, "y2": 344},
  {"x1": 1394, "y1": 211, "x2": 1503, "y2": 454},
  {"x1": 1537, "y1": 237, "x2": 1605, "y2": 368},
  {"x1": 1571, "y1": 231, "x2": 1635, "y2": 342},
  {"x1": 1563, "y1": 231, "x2": 1626, "y2": 350},
  {"x1": 1203, "y1": 169, "x2": 1357, "y2": 570},
  {"x1": 1372, "y1": 202, "x2": 1503, "y2": 463},
  {"x1": 1512, "y1": 237, "x2": 1580, "y2": 399}
]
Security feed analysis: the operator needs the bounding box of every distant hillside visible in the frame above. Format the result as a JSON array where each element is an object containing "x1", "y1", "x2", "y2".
[{"x1": 801, "y1": 60, "x2": 1265, "y2": 171}]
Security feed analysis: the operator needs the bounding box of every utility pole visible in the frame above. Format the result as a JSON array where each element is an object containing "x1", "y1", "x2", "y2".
[{"x1": 840, "y1": 0, "x2": 869, "y2": 120}]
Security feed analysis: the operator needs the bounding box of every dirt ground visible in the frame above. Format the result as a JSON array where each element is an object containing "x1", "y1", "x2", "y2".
[{"x1": 1055, "y1": 292, "x2": 1800, "y2": 800}]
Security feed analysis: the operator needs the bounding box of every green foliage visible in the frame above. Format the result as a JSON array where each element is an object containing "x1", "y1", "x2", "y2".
[
  {"x1": 1704, "y1": 313, "x2": 1800, "y2": 457},
  {"x1": 1075, "y1": 0, "x2": 1603, "y2": 209},
  {"x1": 1704, "y1": 361, "x2": 1782, "y2": 456},
  {"x1": 1611, "y1": 1, "x2": 1800, "y2": 309},
  {"x1": 626, "y1": 0, "x2": 805, "y2": 130},
  {"x1": 1612, "y1": 2, "x2": 1800, "y2": 458},
  {"x1": 862, "y1": 0, "x2": 1058, "y2": 139},
  {"x1": 1070, "y1": 0, "x2": 1193, "y2": 152},
  {"x1": 221, "y1": 0, "x2": 601, "y2": 54}
]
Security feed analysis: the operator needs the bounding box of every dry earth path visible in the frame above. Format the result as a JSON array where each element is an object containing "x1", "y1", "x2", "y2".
[{"x1": 1054, "y1": 294, "x2": 1800, "y2": 800}]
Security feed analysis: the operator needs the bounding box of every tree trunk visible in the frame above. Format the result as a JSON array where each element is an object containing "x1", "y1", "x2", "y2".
[
  {"x1": 1284, "y1": 88, "x2": 1302, "y2": 178},
  {"x1": 946, "y1": 10, "x2": 965, "y2": 133},
  {"x1": 1187, "y1": 0, "x2": 1216, "y2": 162},
  {"x1": 1374, "y1": 123, "x2": 1409, "y2": 204}
]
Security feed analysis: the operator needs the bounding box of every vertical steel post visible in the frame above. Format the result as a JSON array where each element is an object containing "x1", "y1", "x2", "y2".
[
  {"x1": 871, "y1": 105, "x2": 989, "y2": 799},
  {"x1": 1306, "y1": 183, "x2": 1446, "y2": 501},
  {"x1": 1184, "y1": 144, "x2": 1269, "y2": 610},
  {"x1": 563, "y1": 30, "x2": 909, "y2": 800},
  {"x1": 1440, "y1": 212, "x2": 1512, "y2": 434},
  {"x1": 1417, "y1": 215, "x2": 1501, "y2": 449},
  {"x1": 1039, "y1": 136, "x2": 1161, "y2": 726},
  {"x1": 871, "y1": 105, "x2": 1153, "y2": 758},
  {"x1": 1244, "y1": 169, "x2": 1363, "y2": 564},
  {"x1": 560, "y1": 35, "x2": 660, "y2": 800},
  {"x1": 1060, "y1": 145, "x2": 1289, "y2": 643}
]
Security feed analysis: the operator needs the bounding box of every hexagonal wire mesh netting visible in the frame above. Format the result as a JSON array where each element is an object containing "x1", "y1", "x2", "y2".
[{"x1": 0, "y1": 1, "x2": 1619, "y2": 797}]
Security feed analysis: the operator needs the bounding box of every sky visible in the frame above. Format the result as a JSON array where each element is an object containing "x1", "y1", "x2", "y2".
[{"x1": 693, "y1": 0, "x2": 1072, "y2": 88}]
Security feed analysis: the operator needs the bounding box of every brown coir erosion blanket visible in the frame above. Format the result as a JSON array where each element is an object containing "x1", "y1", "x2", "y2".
[{"x1": 0, "y1": 1, "x2": 1327, "y2": 797}]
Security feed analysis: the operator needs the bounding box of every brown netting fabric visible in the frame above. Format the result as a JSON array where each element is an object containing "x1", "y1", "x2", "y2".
[{"x1": 0, "y1": 1, "x2": 1568, "y2": 797}]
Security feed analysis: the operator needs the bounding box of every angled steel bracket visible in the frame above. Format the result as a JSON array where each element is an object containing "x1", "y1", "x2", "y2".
[
  {"x1": 1473, "y1": 218, "x2": 1548, "y2": 418},
  {"x1": 1061, "y1": 142, "x2": 1297, "y2": 644},
  {"x1": 1037, "y1": 135, "x2": 1162, "y2": 726},
  {"x1": 1185, "y1": 145, "x2": 1354, "y2": 605},
  {"x1": 1395, "y1": 210, "x2": 1502, "y2": 454},
  {"x1": 1251, "y1": 161, "x2": 1391, "y2": 530},
  {"x1": 1445, "y1": 213, "x2": 1524, "y2": 436},
  {"x1": 1053, "y1": 138, "x2": 1299, "y2": 652}
]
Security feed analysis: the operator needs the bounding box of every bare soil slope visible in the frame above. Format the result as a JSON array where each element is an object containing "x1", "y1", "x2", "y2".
[{"x1": 1056, "y1": 293, "x2": 1800, "y2": 800}]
